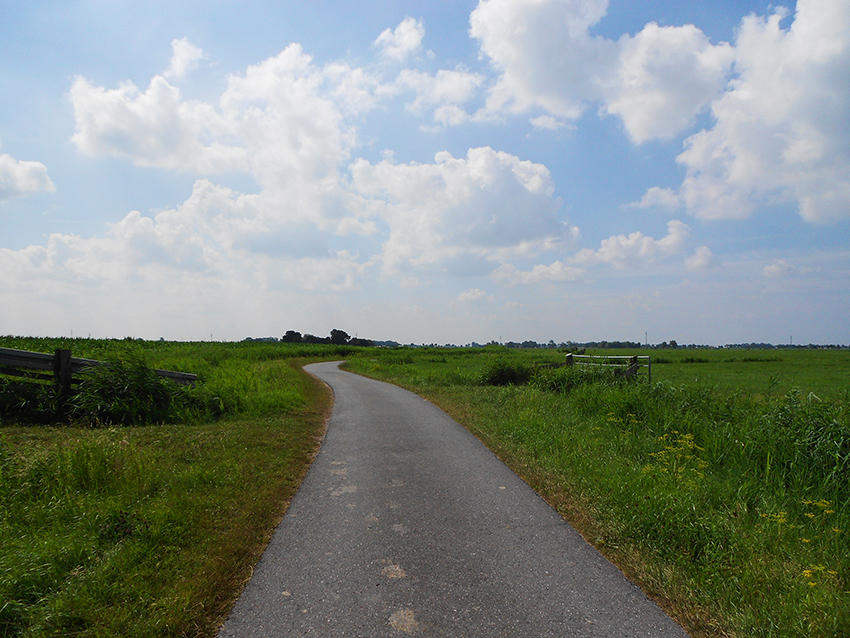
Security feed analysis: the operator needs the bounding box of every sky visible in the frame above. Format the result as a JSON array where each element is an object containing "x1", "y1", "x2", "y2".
[{"x1": 1, "y1": 0, "x2": 848, "y2": 346}]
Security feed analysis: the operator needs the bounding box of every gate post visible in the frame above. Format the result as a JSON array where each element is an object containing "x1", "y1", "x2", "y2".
[{"x1": 54, "y1": 349, "x2": 72, "y2": 397}]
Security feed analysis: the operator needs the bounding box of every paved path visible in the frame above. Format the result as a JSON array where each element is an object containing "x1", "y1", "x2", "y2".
[{"x1": 218, "y1": 361, "x2": 689, "y2": 637}]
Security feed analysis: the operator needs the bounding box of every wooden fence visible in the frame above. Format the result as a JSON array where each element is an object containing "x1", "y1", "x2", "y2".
[
  {"x1": 565, "y1": 353, "x2": 651, "y2": 383},
  {"x1": 0, "y1": 347, "x2": 197, "y2": 395}
]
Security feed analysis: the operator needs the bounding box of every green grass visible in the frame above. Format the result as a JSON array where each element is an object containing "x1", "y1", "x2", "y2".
[
  {"x1": 0, "y1": 337, "x2": 339, "y2": 637},
  {"x1": 5, "y1": 338, "x2": 848, "y2": 636},
  {"x1": 612, "y1": 347, "x2": 850, "y2": 401},
  {"x1": 344, "y1": 346, "x2": 850, "y2": 638}
]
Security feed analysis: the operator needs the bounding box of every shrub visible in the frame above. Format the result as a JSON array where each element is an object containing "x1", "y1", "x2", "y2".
[
  {"x1": 0, "y1": 377, "x2": 59, "y2": 425},
  {"x1": 479, "y1": 359, "x2": 533, "y2": 386},
  {"x1": 70, "y1": 353, "x2": 199, "y2": 426},
  {"x1": 530, "y1": 364, "x2": 624, "y2": 394}
]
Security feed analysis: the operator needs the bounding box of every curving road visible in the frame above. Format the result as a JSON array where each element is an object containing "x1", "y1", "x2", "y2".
[{"x1": 218, "y1": 361, "x2": 689, "y2": 637}]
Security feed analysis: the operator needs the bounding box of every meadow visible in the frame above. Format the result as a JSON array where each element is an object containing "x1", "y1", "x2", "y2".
[
  {"x1": 343, "y1": 346, "x2": 850, "y2": 638},
  {"x1": 0, "y1": 336, "x2": 351, "y2": 637},
  {"x1": 2, "y1": 338, "x2": 848, "y2": 637}
]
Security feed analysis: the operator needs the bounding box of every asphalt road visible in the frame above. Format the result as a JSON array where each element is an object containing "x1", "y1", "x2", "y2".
[{"x1": 217, "y1": 361, "x2": 690, "y2": 637}]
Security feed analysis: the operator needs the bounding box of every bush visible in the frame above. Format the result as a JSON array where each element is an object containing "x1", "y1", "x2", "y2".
[
  {"x1": 70, "y1": 353, "x2": 203, "y2": 426},
  {"x1": 530, "y1": 364, "x2": 624, "y2": 394},
  {"x1": 0, "y1": 377, "x2": 59, "y2": 425},
  {"x1": 479, "y1": 359, "x2": 533, "y2": 386}
]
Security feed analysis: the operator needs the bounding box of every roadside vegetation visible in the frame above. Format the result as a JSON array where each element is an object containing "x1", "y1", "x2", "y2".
[
  {"x1": 0, "y1": 336, "x2": 348, "y2": 637},
  {"x1": 343, "y1": 346, "x2": 850, "y2": 638}
]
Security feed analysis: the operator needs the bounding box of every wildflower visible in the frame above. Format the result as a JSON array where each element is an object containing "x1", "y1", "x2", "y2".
[{"x1": 802, "y1": 538, "x2": 811, "y2": 543}]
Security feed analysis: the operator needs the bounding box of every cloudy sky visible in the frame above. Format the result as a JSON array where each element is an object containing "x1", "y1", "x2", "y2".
[{"x1": 1, "y1": 0, "x2": 848, "y2": 345}]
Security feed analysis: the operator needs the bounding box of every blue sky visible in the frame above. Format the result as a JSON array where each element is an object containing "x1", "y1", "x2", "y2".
[{"x1": 1, "y1": 0, "x2": 848, "y2": 345}]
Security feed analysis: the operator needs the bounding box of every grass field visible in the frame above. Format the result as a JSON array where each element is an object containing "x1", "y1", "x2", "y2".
[
  {"x1": 343, "y1": 345, "x2": 850, "y2": 638},
  {"x1": 0, "y1": 337, "x2": 343, "y2": 637},
  {"x1": 623, "y1": 348, "x2": 849, "y2": 401},
  {"x1": 2, "y1": 338, "x2": 848, "y2": 637}
]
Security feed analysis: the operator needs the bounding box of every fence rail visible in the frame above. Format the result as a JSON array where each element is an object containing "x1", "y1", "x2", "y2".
[
  {"x1": 565, "y1": 353, "x2": 651, "y2": 383},
  {"x1": 0, "y1": 347, "x2": 197, "y2": 394}
]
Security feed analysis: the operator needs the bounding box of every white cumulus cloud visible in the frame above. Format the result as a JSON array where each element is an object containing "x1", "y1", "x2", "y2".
[
  {"x1": 686, "y1": 246, "x2": 716, "y2": 271},
  {"x1": 69, "y1": 74, "x2": 246, "y2": 173},
  {"x1": 494, "y1": 261, "x2": 584, "y2": 285},
  {"x1": 630, "y1": 186, "x2": 681, "y2": 210},
  {"x1": 374, "y1": 17, "x2": 425, "y2": 62},
  {"x1": 350, "y1": 146, "x2": 576, "y2": 276},
  {"x1": 674, "y1": 0, "x2": 850, "y2": 223},
  {"x1": 0, "y1": 149, "x2": 55, "y2": 202},
  {"x1": 470, "y1": 0, "x2": 615, "y2": 119},
  {"x1": 0, "y1": 178, "x2": 369, "y2": 294},
  {"x1": 763, "y1": 259, "x2": 796, "y2": 278},
  {"x1": 573, "y1": 220, "x2": 689, "y2": 270},
  {"x1": 55, "y1": 47, "x2": 583, "y2": 309},
  {"x1": 604, "y1": 23, "x2": 734, "y2": 143},
  {"x1": 469, "y1": 0, "x2": 731, "y2": 142},
  {"x1": 530, "y1": 115, "x2": 567, "y2": 131},
  {"x1": 69, "y1": 44, "x2": 366, "y2": 221},
  {"x1": 394, "y1": 68, "x2": 484, "y2": 126},
  {"x1": 459, "y1": 287, "x2": 493, "y2": 302},
  {"x1": 164, "y1": 37, "x2": 207, "y2": 79}
]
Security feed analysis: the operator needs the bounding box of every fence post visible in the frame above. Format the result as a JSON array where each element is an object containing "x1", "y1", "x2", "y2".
[
  {"x1": 54, "y1": 349, "x2": 72, "y2": 397},
  {"x1": 565, "y1": 353, "x2": 574, "y2": 366}
]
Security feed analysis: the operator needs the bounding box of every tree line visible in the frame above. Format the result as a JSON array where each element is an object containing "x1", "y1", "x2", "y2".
[{"x1": 281, "y1": 329, "x2": 374, "y2": 347}]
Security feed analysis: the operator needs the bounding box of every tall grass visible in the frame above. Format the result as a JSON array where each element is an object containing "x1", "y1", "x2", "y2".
[
  {"x1": 0, "y1": 338, "x2": 351, "y2": 427},
  {"x1": 345, "y1": 348, "x2": 850, "y2": 638},
  {"x1": 0, "y1": 338, "x2": 340, "y2": 637}
]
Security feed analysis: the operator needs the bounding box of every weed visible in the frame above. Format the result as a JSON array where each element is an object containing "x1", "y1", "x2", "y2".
[
  {"x1": 70, "y1": 352, "x2": 184, "y2": 425},
  {"x1": 642, "y1": 431, "x2": 709, "y2": 489},
  {"x1": 0, "y1": 341, "x2": 334, "y2": 637},
  {"x1": 478, "y1": 359, "x2": 533, "y2": 386}
]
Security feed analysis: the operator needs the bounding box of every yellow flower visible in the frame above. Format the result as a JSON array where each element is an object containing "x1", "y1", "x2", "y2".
[{"x1": 802, "y1": 538, "x2": 811, "y2": 543}]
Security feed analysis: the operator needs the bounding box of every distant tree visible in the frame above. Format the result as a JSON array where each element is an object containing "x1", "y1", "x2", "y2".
[
  {"x1": 330, "y1": 329, "x2": 350, "y2": 345},
  {"x1": 282, "y1": 330, "x2": 302, "y2": 343},
  {"x1": 349, "y1": 337, "x2": 374, "y2": 347},
  {"x1": 303, "y1": 334, "x2": 328, "y2": 344}
]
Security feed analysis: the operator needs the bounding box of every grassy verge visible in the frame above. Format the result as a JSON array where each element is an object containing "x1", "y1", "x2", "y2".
[
  {"x1": 344, "y1": 348, "x2": 850, "y2": 638},
  {"x1": 0, "y1": 346, "x2": 333, "y2": 637}
]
